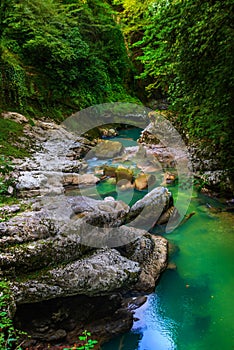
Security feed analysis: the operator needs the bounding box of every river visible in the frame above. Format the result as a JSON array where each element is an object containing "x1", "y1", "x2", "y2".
[{"x1": 93, "y1": 128, "x2": 234, "y2": 350}]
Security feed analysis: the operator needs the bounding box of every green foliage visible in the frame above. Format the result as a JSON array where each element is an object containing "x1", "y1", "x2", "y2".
[
  {"x1": 63, "y1": 330, "x2": 98, "y2": 350},
  {"x1": 132, "y1": 0, "x2": 234, "y2": 180},
  {"x1": 0, "y1": 118, "x2": 30, "y2": 158},
  {"x1": 0, "y1": 279, "x2": 26, "y2": 349},
  {"x1": 0, "y1": 0, "x2": 136, "y2": 117},
  {"x1": 110, "y1": 0, "x2": 155, "y2": 99},
  {"x1": 0, "y1": 156, "x2": 14, "y2": 196}
]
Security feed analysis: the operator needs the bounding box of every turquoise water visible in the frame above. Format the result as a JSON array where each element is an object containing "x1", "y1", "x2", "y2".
[
  {"x1": 70, "y1": 128, "x2": 234, "y2": 349},
  {"x1": 102, "y1": 192, "x2": 234, "y2": 350},
  {"x1": 97, "y1": 128, "x2": 234, "y2": 350},
  {"x1": 105, "y1": 127, "x2": 142, "y2": 146}
]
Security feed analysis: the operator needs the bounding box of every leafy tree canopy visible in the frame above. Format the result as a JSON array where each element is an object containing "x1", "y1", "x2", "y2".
[
  {"x1": 0, "y1": 0, "x2": 137, "y2": 118},
  {"x1": 125, "y1": 0, "x2": 234, "y2": 179}
]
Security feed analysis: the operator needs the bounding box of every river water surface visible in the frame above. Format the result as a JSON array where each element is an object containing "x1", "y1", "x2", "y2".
[{"x1": 87, "y1": 128, "x2": 234, "y2": 350}]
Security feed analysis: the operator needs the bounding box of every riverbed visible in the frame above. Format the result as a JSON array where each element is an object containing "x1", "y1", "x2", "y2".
[{"x1": 100, "y1": 128, "x2": 234, "y2": 350}]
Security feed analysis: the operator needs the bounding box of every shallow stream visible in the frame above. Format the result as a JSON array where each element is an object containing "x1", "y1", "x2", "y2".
[{"x1": 96, "y1": 128, "x2": 234, "y2": 350}]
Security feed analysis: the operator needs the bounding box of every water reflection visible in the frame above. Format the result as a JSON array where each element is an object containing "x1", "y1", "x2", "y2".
[
  {"x1": 132, "y1": 294, "x2": 176, "y2": 350},
  {"x1": 90, "y1": 129, "x2": 234, "y2": 350}
]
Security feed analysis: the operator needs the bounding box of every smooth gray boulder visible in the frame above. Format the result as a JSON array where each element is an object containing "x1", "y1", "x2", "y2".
[
  {"x1": 127, "y1": 186, "x2": 172, "y2": 229},
  {"x1": 87, "y1": 140, "x2": 124, "y2": 159},
  {"x1": 71, "y1": 196, "x2": 130, "y2": 227}
]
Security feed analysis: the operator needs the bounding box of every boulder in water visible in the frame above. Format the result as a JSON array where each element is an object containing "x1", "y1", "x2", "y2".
[
  {"x1": 115, "y1": 166, "x2": 133, "y2": 183},
  {"x1": 134, "y1": 173, "x2": 156, "y2": 191},
  {"x1": 89, "y1": 140, "x2": 124, "y2": 159},
  {"x1": 126, "y1": 186, "x2": 172, "y2": 229},
  {"x1": 103, "y1": 165, "x2": 117, "y2": 177},
  {"x1": 117, "y1": 179, "x2": 135, "y2": 191},
  {"x1": 71, "y1": 195, "x2": 130, "y2": 227}
]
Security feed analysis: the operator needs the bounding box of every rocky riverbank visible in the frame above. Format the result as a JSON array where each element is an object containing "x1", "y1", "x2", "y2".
[
  {"x1": 2, "y1": 109, "x2": 232, "y2": 348},
  {"x1": 138, "y1": 118, "x2": 234, "y2": 196},
  {"x1": 0, "y1": 112, "x2": 175, "y2": 349}
]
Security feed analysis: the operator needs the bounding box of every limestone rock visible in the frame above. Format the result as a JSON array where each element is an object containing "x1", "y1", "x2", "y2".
[
  {"x1": 134, "y1": 235, "x2": 168, "y2": 292},
  {"x1": 118, "y1": 233, "x2": 168, "y2": 292},
  {"x1": 2, "y1": 111, "x2": 28, "y2": 124},
  {"x1": 115, "y1": 166, "x2": 133, "y2": 183},
  {"x1": 138, "y1": 123, "x2": 160, "y2": 144},
  {"x1": 103, "y1": 165, "x2": 117, "y2": 177},
  {"x1": 16, "y1": 172, "x2": 48, "y2": 191},
  {"x1": 127, "y1": 186, "x2": 172, "y2": 229},
  {"x1": 63, "y1": 173, "x2": 100, "y2": 187},
  {"x1": 14, "y1": 293, "x2": 131, "y2": 348},
  {"x1": 0, "y1": 230, "x2": 91, "y2": 274},
  {"x1": 71, "y1": 196, "x2": 129, "y2": 227},
  {"x1": 161, "y1": 171, "x2": 176, "y2": 185},
  {"x1": 134, "y1": 173, "x2": 156, "y2": 191},
  {"x1": 0, "y1": 211, "x2": 58, "y2": 247},
  {"x1": 157, "y1": 206, "x2": 179, "y2": 225},
  {"x1": 89, "y1": 140, "x2": 124, "y2": 159},
  {"x1": 117, "y1": 179, "x2": 135, "y2": 191},
  {"x1": 99, "y1": 127, "x2": 117, "y2": 137},
  {"x1": 10, "y1": 249, "x2": 141, "y2": 304}
]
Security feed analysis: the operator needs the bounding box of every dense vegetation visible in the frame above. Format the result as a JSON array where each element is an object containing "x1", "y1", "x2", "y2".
[
  {"x1": 0, "y1": 0, "x2": 233, "y2": 183},
  {"x1": 0, "y1": 0, "x2": 137, "y2": 119},
  {"x1": 115, "y1": 0, "x2": 234, "y2": 184}
]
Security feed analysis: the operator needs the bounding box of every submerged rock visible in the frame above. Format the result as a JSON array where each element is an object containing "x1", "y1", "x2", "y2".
[{"x1": 117, "y1": 179, "x2": 135, "y2": 191}]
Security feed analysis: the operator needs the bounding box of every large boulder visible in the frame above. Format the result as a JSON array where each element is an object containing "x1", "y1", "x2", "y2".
[
  {"x1": 0, "y1": 229, "x2": 91, "y2": 275},
  {"x1": 118, "y1": 232, "x2": 168, "y2": 292},
  {"x1": 88, "y1": 140, "x2": 124, "y2": 159},
  {"x1": 10, "y1": 249, "x2": 140, "y2": 304},
  {"x1": 127, "y1": 186, "x2": 172, "y2": 229},
  {"x1": 0, "y1": 211, "x2": 58, "y2": 247},
  {"x1": 1, "y1": 198, "x2": 168, "y2": 348},
  {"x1": 71, "y1": 195, "x2": 129, "y2": 228},
  {"x1": 115, "y1": 166, "x2": 133, "y2": 183},
  {"x1": 134, "y1": 173, "x2": 156, "y2": 191}
]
